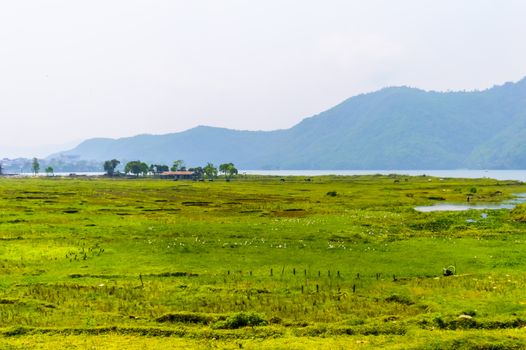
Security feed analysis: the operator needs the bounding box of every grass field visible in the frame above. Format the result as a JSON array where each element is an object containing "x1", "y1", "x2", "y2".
[{"x1": 1, "y1": 174, "x2": 526, "y2": 349}]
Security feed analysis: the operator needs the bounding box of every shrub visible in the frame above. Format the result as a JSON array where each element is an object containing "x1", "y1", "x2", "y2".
[
  {"x1": 213, "y1": 312, "x2": 267, "y2": 329},
  {"x1": 3, "y1": 326, "x2": 31, "y2": 336},
  {"x1": 443, "y1": 265, "x2": 456, "y2": 276},
  {"x1": 510, "y1": 204, "x2": 526, "y2": 222},
  {"x1": 269, "y1": 316, "x2": 282, "y2": 325},
  {"x1": 156, "y1": 312, "x2": 213, "y2": 325}
]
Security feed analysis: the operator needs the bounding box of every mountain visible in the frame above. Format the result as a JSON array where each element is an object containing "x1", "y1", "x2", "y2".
[{"x1": 51, "y1": 77, "x2": 526, "y2": 170}]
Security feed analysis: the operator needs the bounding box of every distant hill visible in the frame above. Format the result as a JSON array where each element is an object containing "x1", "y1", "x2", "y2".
[{"x1": 51, "y1": 77, "x2": 526, "y2": 169}]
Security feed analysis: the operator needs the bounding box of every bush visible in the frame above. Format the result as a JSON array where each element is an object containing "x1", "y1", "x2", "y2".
[
  {"x1": 269, "y1": 316, "x2": 282, "y2": 324},
  {"x1": 3, "y1": 326, "x2": 31, "y2": 336},
  {"x1": 443, "y1": 265, "x2": 456, "y2": 276},
  {"x1": 213, "y1": 312, "x2": 267, "y2": 329},
  {"x1": 510, "y1": 204, "x2": 526, "y2": 222},
  {"x1": 156, "y1": 312, "x2": 213, "y2": 324}
]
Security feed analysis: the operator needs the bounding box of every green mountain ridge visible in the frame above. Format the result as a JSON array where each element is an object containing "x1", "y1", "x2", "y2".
[{"x1": 51, "y1": 77, "x2": 526, "y2": 169}]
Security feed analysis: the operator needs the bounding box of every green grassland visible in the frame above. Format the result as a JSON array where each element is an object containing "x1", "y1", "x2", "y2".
[{"x1": 1, "y1": 174, "x2": 526, "y2": 349}]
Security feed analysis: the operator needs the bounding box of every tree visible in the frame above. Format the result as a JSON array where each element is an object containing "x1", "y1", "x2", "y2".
[
  {"x1": 45, "y1": 166, "x2": 54, "y2": 177},
  {"x1": 188, "y1": 167, "x2": 204, "y2": 181},
  {"x1": 203, "y1": 163, "x2": 218, "y2": 181},
  {"x1": 171, "y1": 160, "x2": 186, "y2": 171},
  {"x1": 32, "y1": 158, "x2": 40, "y2": 175},
  {"x1": 219, "y1": 163, "x2": 238, "y2": 181},
  {"x1": 219, "y1": 163, "x2": 228, "y2": 176},
  {"x1": 103, "y1": 159, "x2": 120, "y2": 176},
  {"x1": 150, "y1": 164, "x2": 169, "y2": 175},
  {"x1": 124, "y1": 161, "x2": 149, "y2": 177},
  {"x1": 0, "y1": 162, "x2": 3, "y2": 176}
]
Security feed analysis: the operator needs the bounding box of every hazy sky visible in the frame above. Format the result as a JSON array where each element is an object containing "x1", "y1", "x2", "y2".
[{"x1": 1, "y1": 0, "x2": 525, "y2": 158}]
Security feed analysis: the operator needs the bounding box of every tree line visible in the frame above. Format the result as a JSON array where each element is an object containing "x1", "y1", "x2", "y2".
[
  {"x1": 1, "y1": 157, "x2": 101, "y2": 175},
  {"x1": 30, "y1": 158, "x2": 54, "y2": 176},
  {"x1": 1, "y1": 157, "x2": 238, "y2": 181},
  {"x1": 103, "y1": 159, "x2": 238, "y2": 181}
]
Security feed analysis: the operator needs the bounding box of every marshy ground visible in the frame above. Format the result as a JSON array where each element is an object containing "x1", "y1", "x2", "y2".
[{"x1": 1, "y1": 175, "x2": 526, "y2": 349}]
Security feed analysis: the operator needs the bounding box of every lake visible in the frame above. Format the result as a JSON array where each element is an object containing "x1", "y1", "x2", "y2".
[
  {"x1": 414, "y1": 194, "x2": 526, "y2": 212},
  {"x1": 10, "y1": 169, "x2": 526, "y2": 182},
  {"x1": 414, "y1": 203, "x2": 517, "y2": 212},
  {"x1": 242, "y1": 170, "x2": 526, "y2": 182}
]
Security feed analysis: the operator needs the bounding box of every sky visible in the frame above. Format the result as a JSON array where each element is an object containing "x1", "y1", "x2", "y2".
[{"x1": 1, "y1": 0, "x2": 525, "y2": 158}]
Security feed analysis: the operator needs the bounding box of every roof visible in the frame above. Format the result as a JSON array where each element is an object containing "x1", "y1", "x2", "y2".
[{"x1": 160, "y1": 171, "x2": 194, "y2": 175}]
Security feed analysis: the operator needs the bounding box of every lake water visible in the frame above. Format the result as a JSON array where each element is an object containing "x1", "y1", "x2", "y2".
[
  {"x1": 414, "y1": 203, "x2": 517, "y2": 212},
  {"x1": 242, "y1": 170, "x2": 526, "y2": 182},
  {"x1": 414, "y1": 194, "x2": 526, "y2": 212},
  {"x1": 10, "y1": 169, "x2": 526, "y2": 182},
  {"x1": 13, "y1": 172, "x2": 105, "y2": 177}
]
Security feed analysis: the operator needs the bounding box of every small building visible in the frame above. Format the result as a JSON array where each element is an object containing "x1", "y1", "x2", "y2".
[{"x1": 159, "y1": 171, "x2": 195, "y2": 180}]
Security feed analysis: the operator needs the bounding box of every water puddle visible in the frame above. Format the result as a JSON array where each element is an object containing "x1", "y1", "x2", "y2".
[{"x1": 414, "y1": 194, "x2": 526, "y2": 212}]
